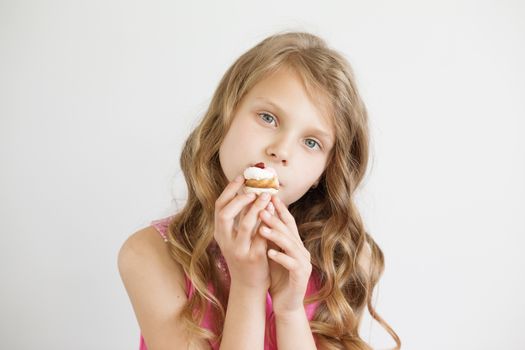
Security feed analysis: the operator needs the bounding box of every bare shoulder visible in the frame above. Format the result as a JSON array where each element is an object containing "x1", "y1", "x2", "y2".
[
  {"x1": 118, "y1": 225, "x2": 186, "y2": 292},
  {"x1": 118, "y1": 225, "x2": 209, "y2": 350}
]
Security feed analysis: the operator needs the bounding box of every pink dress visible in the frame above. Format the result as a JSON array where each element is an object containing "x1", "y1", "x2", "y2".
[{"x1": 138, "y1": 215, "x2": 320, "y2": 350}]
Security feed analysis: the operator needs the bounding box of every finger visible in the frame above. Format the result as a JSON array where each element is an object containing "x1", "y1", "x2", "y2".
[
  {"x1": 259, "y1": 209, "x2": 296, "y2": 244},
  {"x1": 241, "y1": 198, "x2": 274, "y2": 245},
  {"x1": 215, "y1": 175, "x2": 246, "y2": 212},
  {"x1": 251, "y1": 226, "x2": 268, "y2": 257},
  {"x1": 267, "y1": 201, "x2": 275, "y2": 215},
  {"x1": 260, "y1": 211, "x2": 280, "y2": 253},
  {"x1": 233, "y1": 201, "x2": 255, "y2": 240},
  {"x1": 262, "y1": 202, "x2": 276, "y2": 248},
  {"x1": 271, "y1": 195, "x2": 294, "y2": 225},
  {"x1": 271, "y1": 196, "x2": 301, "y2": 241},
  {"x1": 216, "y1": 192, "x2": 257, "y2": 241},
  {"x1": 260, "y1": 208, "x2": 308, "y2": 259},
  {"x1": 230, "y1": 183, "x2": 262, "y2": 236},
  {"x1": 236, "y1": 193, "x2": 274, "y2": 233},
  {"x1": 236, "y1": 192, "x2": 272, "y2": 253},
  {"x1": 259, "y1": 225, "x2": 305, "y2": 261},
  {"x1": 267, "y1": 249, "x2": 297, "y2": 271},
  {"x1": 257, "y1": 201, "x2": 274, "y2": 229}
]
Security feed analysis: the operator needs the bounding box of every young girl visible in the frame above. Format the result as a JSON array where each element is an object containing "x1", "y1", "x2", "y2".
[{"x1": 118, "y1": 31, "x2": 401, "y2": 350}]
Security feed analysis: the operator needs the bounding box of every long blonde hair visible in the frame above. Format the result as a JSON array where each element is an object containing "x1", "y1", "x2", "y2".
[{"x1": 166, "y1": 31, "x2": 401, "y2": 349}]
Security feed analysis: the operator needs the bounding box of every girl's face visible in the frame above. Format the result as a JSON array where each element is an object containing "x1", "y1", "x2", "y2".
[{"x1": 219, "y1": 66, "x2": 335, "y2": 206}]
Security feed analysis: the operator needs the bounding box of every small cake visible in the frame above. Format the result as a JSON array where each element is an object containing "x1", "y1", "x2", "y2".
[{"x1": 243, "y1": 162, "x2": 280, "y2": 195}]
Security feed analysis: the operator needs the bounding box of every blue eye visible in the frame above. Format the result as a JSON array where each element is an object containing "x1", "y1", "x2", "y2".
[
  {"x1": 259, "y1": 112, "x2": 276, "y2": 125},
  {"x1": 305, "y1": 139, "x2": 320, "y2": 150}
]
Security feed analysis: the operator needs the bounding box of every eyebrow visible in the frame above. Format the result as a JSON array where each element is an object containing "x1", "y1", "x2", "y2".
[{"x1": 254, "y1": 97, "x2": 333, "y2": 143}]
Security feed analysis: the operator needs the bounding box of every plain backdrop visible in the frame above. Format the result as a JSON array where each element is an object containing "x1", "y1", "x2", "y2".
[{"x1": 1, "y1": 0, "x2": 524, "y2": 349}]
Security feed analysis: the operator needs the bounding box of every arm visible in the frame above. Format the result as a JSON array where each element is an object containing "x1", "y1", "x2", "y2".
[
  {"x1": 272, "y1": 244, "x2": 373, "y2": 350},
  {"x1": 274, "y1": 309, "x2": 317, "y2": 350},
  {"x1": 118, "y1": 227, "x2": 209, "y2": 350},
  {"x1": 219, "y1": 282, "x2": 267, "y2": 350}
]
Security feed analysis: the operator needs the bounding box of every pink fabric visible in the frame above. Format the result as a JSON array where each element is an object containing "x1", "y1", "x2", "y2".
[{"x1": 139, "y1": 215, "x2": 320, "y2": 350}]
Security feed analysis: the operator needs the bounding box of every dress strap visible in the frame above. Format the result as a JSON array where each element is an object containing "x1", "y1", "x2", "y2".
[{"x1": 150, "y1": 215, "x2": 175, "y2": 242}]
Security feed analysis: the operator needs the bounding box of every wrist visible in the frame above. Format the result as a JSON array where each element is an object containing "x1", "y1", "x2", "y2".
[
  {"x1": 273, "y1": 307, "x2": 307, "y2": 323},
  {"x1": 229, "y1": 281, "x2": 268, "y2": 297}
]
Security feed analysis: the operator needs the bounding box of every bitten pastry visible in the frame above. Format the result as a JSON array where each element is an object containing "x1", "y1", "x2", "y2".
[{"x1": 243, "y1": 162, "x2": 280, "y2": 195}]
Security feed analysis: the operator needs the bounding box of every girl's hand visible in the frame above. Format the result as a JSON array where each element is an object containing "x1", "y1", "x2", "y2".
[
  {"x1": 257, "y1": 195, "x2": 313, "y2": 315},
  {"x1": 214, "y1": 175, "x2": 273, "y2": 290}
]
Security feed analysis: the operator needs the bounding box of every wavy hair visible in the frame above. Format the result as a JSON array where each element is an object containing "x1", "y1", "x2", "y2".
[{"x1": 165, "y1": 31, "x2": 401, "y2": 349}]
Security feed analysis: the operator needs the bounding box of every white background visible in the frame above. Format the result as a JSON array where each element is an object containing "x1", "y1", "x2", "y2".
[{"x1": 1, "y1": 1, "x2": 524, "y2": 349}]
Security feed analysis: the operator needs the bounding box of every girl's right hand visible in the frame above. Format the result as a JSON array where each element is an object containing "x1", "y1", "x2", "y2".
[{"x1": 214, "y1": 175, "x2": 272, "y2": 290}]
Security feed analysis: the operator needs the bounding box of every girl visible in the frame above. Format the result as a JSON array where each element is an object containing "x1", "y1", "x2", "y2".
[{"x1": 119, "y1": 31, "x2": 401, "y2": 350}]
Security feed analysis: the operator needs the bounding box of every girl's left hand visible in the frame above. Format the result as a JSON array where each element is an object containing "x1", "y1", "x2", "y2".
[{"x1": 258, "y1": 195, "x2": 313, "y2": 316}]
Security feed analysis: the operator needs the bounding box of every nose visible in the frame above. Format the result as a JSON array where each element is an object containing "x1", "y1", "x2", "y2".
[
  {"x1": 270, "y1": 153, "x2": 287, "y2": 166},
  {"x1": 266, "y1": 137, "x2": 291, "y2": 166}
]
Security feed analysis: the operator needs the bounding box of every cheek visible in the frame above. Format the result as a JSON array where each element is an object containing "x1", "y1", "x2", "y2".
[
  {"x1": 219, "y1": 118, "x2": 258, "y2": 171},
  {"x1": 294, "y1": 158, "x2": 325, "y2": 187},
  {"x1": 222, "y1": 120, "x2": 247, "y2": 146},
  {"x1": 228, "y1": 118, "x2": 263, "y2": 146}
]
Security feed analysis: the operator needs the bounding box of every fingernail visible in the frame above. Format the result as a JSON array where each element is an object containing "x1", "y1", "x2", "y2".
[
  {"x1": 234, "y1": 175, "x2": 244, "y2": 183},
  {"x1": 262, "y1": 210, "x2": 271, "y2": 219},
  {"x1": 261, "y1": 192, "x2": 270, "y2": 200},
  {"x1": 267, "y1": 202, "x2": 275, "y2": 214}
]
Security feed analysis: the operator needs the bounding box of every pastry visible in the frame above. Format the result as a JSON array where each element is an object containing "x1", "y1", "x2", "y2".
[{"x1": 243, "y1": 162, "x2": 280, "y2": 195}]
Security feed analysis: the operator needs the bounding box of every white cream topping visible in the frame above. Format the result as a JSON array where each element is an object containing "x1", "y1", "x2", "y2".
[{"x1": 243, "y1": 166, "x2": 278, "y2": 180}]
